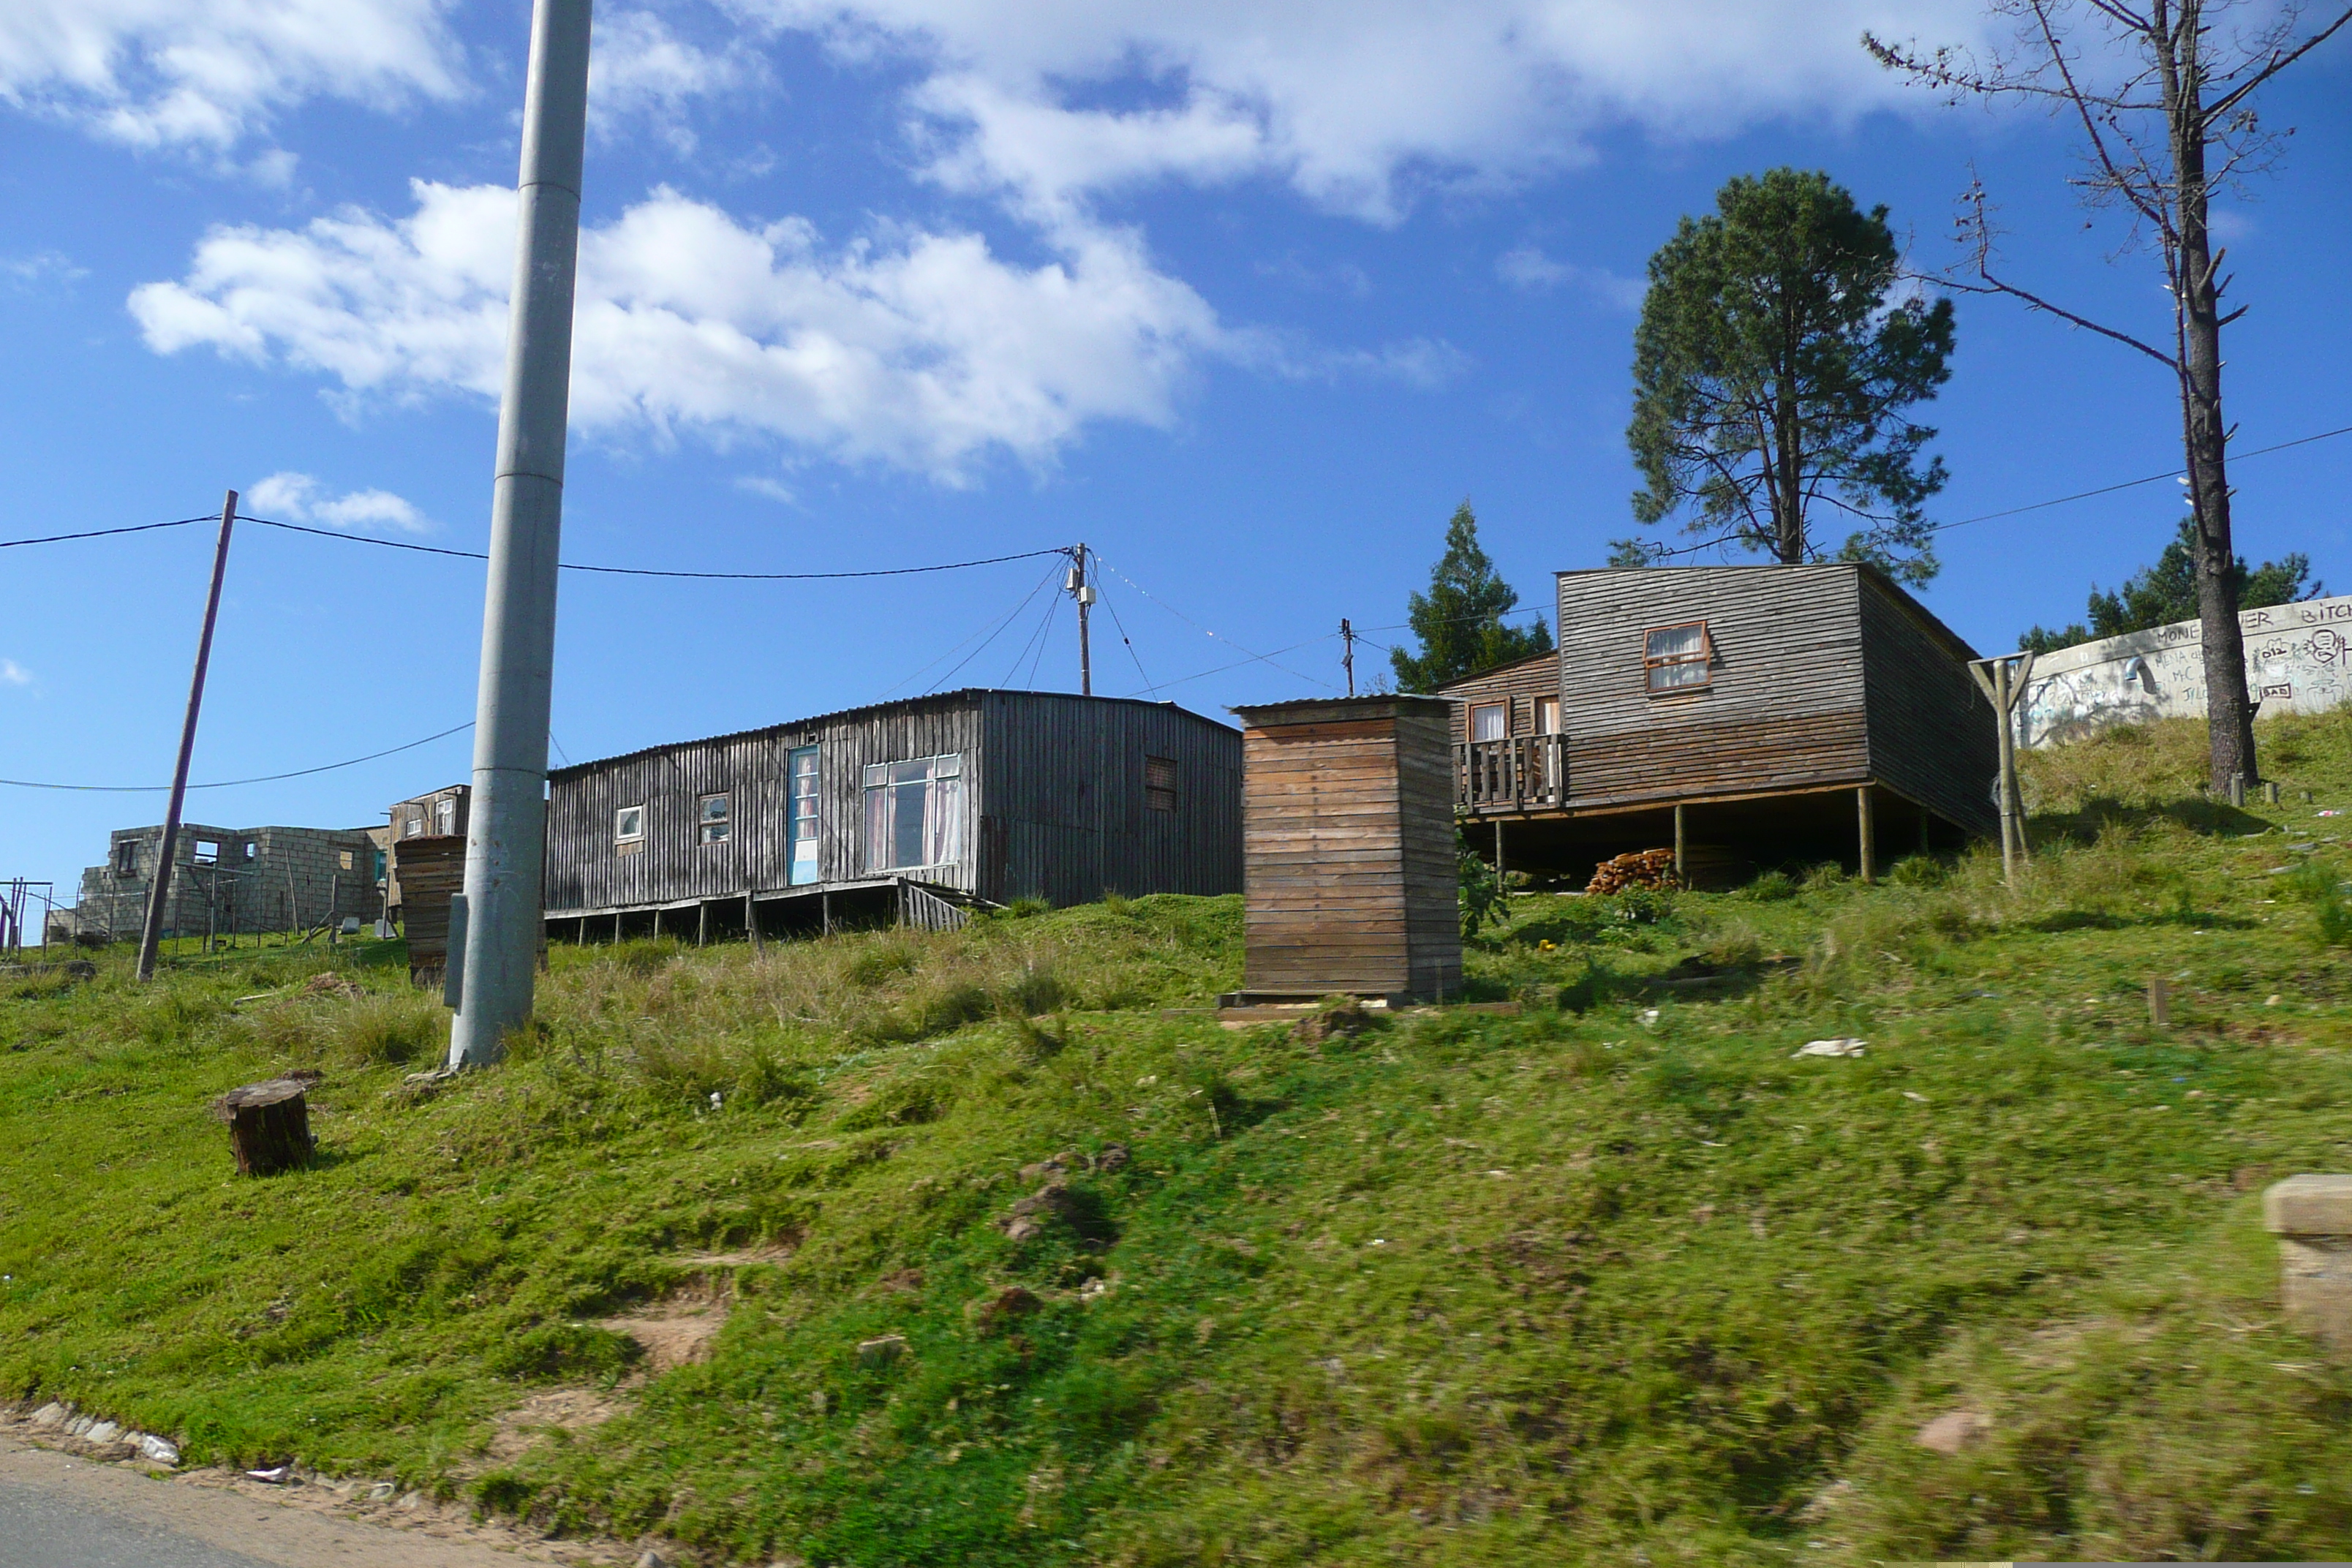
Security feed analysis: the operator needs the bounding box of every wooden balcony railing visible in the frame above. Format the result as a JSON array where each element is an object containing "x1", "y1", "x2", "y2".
[{"x1": 1455, "y1": 735, "x2": 1567, "y2": 813}]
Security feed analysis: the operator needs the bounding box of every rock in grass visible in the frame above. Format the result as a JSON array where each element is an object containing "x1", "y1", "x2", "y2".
[
  {"x1": 1914, "y1": 1409, "x2": 1991, "y2": 1454},
  {"x1": 856, "y1": 1334, "x2": 907, "y2": 1368},
  {"x1": 29, "y1": 1403, "x2": 66, "y2": 1428},
  {"x1": 84, "y1": 1421, "x2": 120, "y2": 1444}
]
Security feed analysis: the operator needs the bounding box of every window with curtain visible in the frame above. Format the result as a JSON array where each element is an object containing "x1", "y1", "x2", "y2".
[
  {"x1": 863, "y1": 753, "x2": 964, "y2": 871},
  {"x1": 699, "y1": 792, "x2": 731, "y2": 844},
  {"x1": 1470, "y1": 703, "x2": 1507, "y2": 741},
  {"x1": 1534, "y1": 696, "x2": 1561, "y2": 734},
  {"x1": 1643, "y1": 622, "x2": 1714, "y2": 694}
]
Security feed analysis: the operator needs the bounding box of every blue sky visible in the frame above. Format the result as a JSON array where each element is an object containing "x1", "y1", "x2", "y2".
[{"x1": 3, "y1": 0, "x2": 2348, "y2": 905}]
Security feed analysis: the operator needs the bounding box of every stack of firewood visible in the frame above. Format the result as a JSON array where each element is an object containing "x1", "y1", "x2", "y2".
[{"x1": 1585, "y1": 848, "x2": 1679, "y2": 895}]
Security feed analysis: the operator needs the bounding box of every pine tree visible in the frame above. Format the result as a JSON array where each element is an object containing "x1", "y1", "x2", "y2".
[
  {"x1": 1620, "y1": 168, "x2": 1954, "y2": 584},
  {"x1": 1390, "y1": 502, "x2": 1553, "y2": 691}
]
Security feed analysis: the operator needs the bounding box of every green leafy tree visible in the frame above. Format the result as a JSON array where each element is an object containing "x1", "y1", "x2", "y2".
[
  {"x1": 1391, "y1": 502, "x2": 1553, "y2": 690},
  {"x1": 2018, "y1": 519, "x2": 2319, "y2": 652},
  {"x1": 1620, "y1": 168, "x2": 1956, "y2": 584}
]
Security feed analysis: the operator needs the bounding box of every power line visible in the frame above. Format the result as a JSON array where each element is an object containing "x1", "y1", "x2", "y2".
[
  {"x1": 921, "y1": 562, "x2": 1066, "y2": 696},
  {"x1": 1121, "y1": 634, "x2": 1341, "y2": 698},
  {"x1": 236, "y1": 513, "x2": 1070, "y2": 580},
  {"x1": 0, "y1": 516, "x2": 214, "y2": 550},
  {"x1": 0, "y1": 720, "x2": 475, "y2": 794},
  {"x1": 1092, "y1": 553, "x2": 1341, "y2": 692},
  {"x1": 1096, "y1": 576, "x2": 1156, "y2": 696},
  {"x1": 1633, "y1": 419, "x2": 2352, "y2": 562}
]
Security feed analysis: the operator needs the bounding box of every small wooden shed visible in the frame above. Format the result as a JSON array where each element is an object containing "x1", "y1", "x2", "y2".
[
  {"x1": 1229, "y1": 696, "x2": 1461, "y2": 1004},
  {"x1": 391, "y1": 834, "x2": 465, "y2": 986}
]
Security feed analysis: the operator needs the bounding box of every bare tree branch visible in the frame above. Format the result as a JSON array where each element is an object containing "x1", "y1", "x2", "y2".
[{"x1": 2207, "y1": 6, "x2": 2352, "y2": 118}]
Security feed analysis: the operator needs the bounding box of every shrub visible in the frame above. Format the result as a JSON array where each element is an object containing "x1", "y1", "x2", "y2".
[
  {"x1": 1744, "y1": 870, "x2": 1800, "y2": 902},
  {"x1": 1888, "y1": 855, "x2": 1947, "y2": 888}
]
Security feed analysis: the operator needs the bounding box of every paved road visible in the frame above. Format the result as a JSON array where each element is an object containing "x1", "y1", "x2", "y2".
[
  {"x1": 0, "y1": 1431, "x2": 562, "y2": 1568},
  {"x1": 0, "y1": 1471, "x2": 284, "y2": 1568}
]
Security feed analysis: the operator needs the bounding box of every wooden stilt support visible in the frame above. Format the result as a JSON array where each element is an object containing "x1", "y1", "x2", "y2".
[
  {"x1": 1673, "y1": 802, "x2": 1686, "y2": 889},
  {"x1": 1494, "y1": 819, "x2": 1507, "y2": 885},
  {"x1": 696, "y1": 902, "x2": 708, "y2": 946},
  {"x1": 745, "y1": 886, "x2": 764, "y2": 953},
  {"x1": 1856, "y1": 785, "x2": 1876, "y2": 885}
]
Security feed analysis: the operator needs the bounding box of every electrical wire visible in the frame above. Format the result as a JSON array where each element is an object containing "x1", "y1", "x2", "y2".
[
  {"x1": 1120, "y1": 634, "x2": 1340, "y2": 698},
  {"x1": 235, "y1": 513, "x2": 1071, "y2": 581},
  {"x1": 1015, "y1": 591, "x2": 1063, "y2": 690},
  {"x1": 1096, "y1": 576, "x2": 1156, "y2": 696},
  {"x1": 1634, "y1": 420, "x2": 2352, "y2": 563},
  {"x1": 924, "y1": 562, "x2": 1066, "y2": 695},
  {"x1": 0, "y1": 516, "x2": 214, "y2": 550},
  {"x1": 1090, "y1": 553, "x2": 1341, "y2": 691},
  {"x1": 0, "y1": 721, "x2": 475, "y2": 794}
]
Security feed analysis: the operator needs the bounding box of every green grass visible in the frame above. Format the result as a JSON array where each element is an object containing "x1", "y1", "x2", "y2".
[{"x1": 6, "y1": 715, "x2": 2352, "y2": 1564}]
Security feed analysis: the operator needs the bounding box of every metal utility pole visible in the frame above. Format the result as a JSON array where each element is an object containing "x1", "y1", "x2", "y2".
[
  {"x1": 1067, "y1": 544, "x2": 1095, "y2": 696},
  {"x1": 137, "y1": 490, "x2": 237, "y2": 982},
  {"x1": 448, "y1": 0, "x2": 592, "y2": 1069},
  {"x1": 1340, "y1": 619, "x2": 1356, "y2": 697},
  {"x1": 1968, "y1": 652, "x2": 2036, "y2": 885}
]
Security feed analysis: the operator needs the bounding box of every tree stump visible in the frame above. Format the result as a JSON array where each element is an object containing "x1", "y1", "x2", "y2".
[{"x1": 211, "y1": 1076, "x2": 319, "y2": 1175}]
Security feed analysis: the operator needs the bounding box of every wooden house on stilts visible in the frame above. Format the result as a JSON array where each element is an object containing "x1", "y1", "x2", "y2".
[
  {"x1": 541, "y1": 690, "x2": 1242, "y2": 942},
  {"x1": 1437, "y1": 564, "x2": 1998, "y2": 886}
]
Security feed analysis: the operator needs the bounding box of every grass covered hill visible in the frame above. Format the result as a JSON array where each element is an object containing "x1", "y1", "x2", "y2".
[{"x1": 5, "y1": 709, "x2": 2352, "y2": 1564}]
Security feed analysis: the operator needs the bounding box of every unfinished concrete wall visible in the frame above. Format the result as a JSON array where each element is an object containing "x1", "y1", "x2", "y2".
[{"x1": 68, "y1": 822, "x2": 377, "y2": 940}]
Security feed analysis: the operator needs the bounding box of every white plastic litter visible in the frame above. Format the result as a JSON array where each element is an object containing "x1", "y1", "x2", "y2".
[
  {"x1": 1793, "y1": 1039, "x2": 1867, "y2": 1058},
  {"x1": 246, "y1": 1465, "x2": 291, "y2": 1483},
  {"x1": 137, "y1": 1433, "x2": 180, "y2": 1466}
]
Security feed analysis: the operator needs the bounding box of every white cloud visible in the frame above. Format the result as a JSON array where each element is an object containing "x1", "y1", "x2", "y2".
[
  {"x1": 734, "y1": 0, "x2": 1996, "y2": 222},
  {"x1": 246, "y1": 471, "x2": 430, "y2": 532},
  {"x1": 592, "y1": 10, "x2": 765, "y2": 151},
  {"x1": 0, "y1": 0, "x2": 464, "y2": 153},
  {"x1": 1496, "y1": 244, "x2": 1643, "y2": 308},
  {"x1": 0, "y1": 658, "x2": 32, "y2": 687},
  {"x1": 132, "y1": 180, "x2": 1255, "y2": 480}
]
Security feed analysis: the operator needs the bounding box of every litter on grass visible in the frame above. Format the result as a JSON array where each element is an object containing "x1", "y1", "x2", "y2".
[{"x1": 1793, "y1": 1039, "x2": 1868, "y2": 1058}]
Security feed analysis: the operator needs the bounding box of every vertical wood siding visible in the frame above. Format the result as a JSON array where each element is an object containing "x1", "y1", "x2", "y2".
[
  {"x1": 543, "y1": 693, "x2": 1241, "y2": 916},
  {"x1": 1857, "y1": 575, "x2": 1999, "y2": 836},
  {"x1": 979, "y1": 693, "x2": 1241, "y2": 905}
]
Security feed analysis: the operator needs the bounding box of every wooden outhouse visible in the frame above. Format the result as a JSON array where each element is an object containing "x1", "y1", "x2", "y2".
[
  {"x1": 1229, "y1": 696, "x2": 1461, "y2": 1003},
  {"x1": 1438, "y1": 563, "x2": 1997, "y2": 885},
  {"x1": 540, "y1": 690, "x2": 1241, "y2": 941}
]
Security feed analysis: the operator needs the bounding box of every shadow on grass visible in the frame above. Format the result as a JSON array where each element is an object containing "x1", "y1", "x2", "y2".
[
  {"x1": 2028, "y1": 908, "x2": 2259, "y2": 934},
  {"x1": 2028, "y1": 793, "x2": 2273, "y2": 845}
]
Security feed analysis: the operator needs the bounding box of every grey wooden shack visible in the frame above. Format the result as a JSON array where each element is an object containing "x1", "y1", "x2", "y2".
[
  {"x1": 542, "y1": 689, "x2": 1242, "y2": 941},
  {"x1": 1229, "y1": 696, "x2": 1462, "y2": 1003},
  {"x1": 1437, "y1": 563, "x2": 1997, "y2": 885}
]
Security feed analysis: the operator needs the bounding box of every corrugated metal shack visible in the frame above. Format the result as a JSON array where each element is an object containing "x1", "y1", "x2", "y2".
[
  {"x1": 1229, "y1": 696, "x2": 1462, "y2": 1003},
  {"x1": 542, "y1": 690, "x2": 1243, "y2": 941},
  {"x1": 1439, "y1": 563, "x2": 1997, "y2": 885}
]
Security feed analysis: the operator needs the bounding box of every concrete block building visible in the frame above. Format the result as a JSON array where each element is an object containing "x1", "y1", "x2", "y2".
[{"x1": 68, "y1": 822, "x2": 379, "y2": 943}]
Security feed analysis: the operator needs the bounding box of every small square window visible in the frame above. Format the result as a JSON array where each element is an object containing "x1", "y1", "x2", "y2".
[
  {"x1": 113, "y1": 840, "x2": 138, "y2": 876},
  {"x1": 1534, "y1": 696, "x2": 1561, "y2": 734},
  {"x1": 245, "y1": 840, "x2": 257, "y2": 860},
  {"x1": 192, "y1": 840, "x2": 219, "y2": 866},
  {"x1": 339, "y1": 850, "x2": 355, "y2": 871},
  {"x1": 1470, "y1": 703, "x2": 1507, "y2": 742},
  {"x1": 402, "y1": 813, "x2": 423, "y2": 837},
  {"x1": 615, "y1": 804, "x2": 646, "y2": 843},
  {"x1": 435, "y1": 796, "x2": 456, "y2": 834},
  {"x1": 1643, "y1": 622, "x2": 1714, "y2": 695},
  {"x1": 700, "y1": 792, "x2": 731, "y2": 844},
  {"x1": 1145, "y1": 755, "x2": 1178, "y2": 813}
]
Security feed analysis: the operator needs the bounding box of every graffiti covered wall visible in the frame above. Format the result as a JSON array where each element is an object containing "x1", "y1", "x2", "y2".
[{"x1": 2021, "y1": 594, "x2": 2352, "y2": 749}]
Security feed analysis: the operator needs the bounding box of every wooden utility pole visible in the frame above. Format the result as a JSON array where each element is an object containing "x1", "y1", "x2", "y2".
[
  {"x1": 1968, "y1": 652, "x2": 2037, "y2": 884},
  {"x1": 1855, "y1": 786, "x2": 1877, "y2": 885},
  {"x1": 1068, "y1": 544, "x2": 1094, "y2": 696},
  {"x1": 1340, "y1": 619, "x2": 1356, "y2": 697},
  {"x1": 137, "y1": 490, "x2": 238, "y2": 982}
]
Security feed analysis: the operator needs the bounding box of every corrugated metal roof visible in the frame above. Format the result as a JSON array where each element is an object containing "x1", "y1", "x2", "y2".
[{"x1": 548, "y1": 688, "x2": 1234, "y2": 780}]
